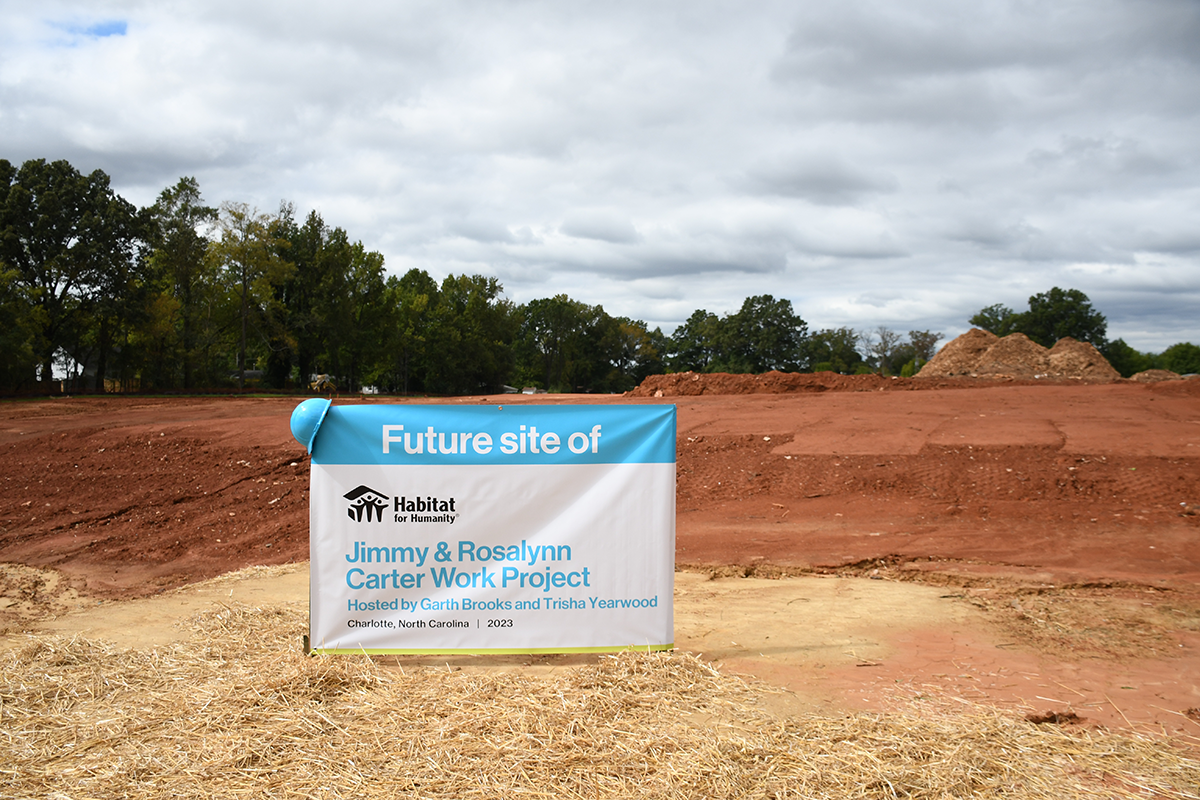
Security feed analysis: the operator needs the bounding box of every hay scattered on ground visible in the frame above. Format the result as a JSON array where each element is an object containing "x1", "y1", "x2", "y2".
[{"x1": 2, "y1": 604, "x2": 1197, "y2": 799}]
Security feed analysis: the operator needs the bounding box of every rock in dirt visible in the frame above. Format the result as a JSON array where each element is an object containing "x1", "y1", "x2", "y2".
[{"x1": 1025, "y1": 710, "x2": 1086, "y2": 725}]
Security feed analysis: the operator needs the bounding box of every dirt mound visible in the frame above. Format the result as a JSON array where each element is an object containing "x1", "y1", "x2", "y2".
[
  {"x1": 974, "y1": 333, "x2": 1050, "y2": 378},
  {"x1": 1131, "y1": 369, "x2": 1183, "y2": 382},
  {"x1": 629, "y1": 371, "x2": 904, "y2": 397},
  {"x1": 1048, "y1": 338, "x2": 1121, "y2": 381},
  {"x1": 915, "y1": 328, "x2": 998, "y2": 377},
  {"x1": 629, "y1": 371, "x2": 999, "y2": 397},
  {"x1": 919, "y1": 331, "x2": 1119, "y2": 381}
]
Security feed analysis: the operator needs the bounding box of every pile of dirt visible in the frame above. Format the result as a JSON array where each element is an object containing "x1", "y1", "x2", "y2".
[
  {"x1": 1047, "y1": 338, "x2": 1122, "y2": 381},
  {"x1": 629, "y1": 371, "x2": 891, "y2": 397},
  {"x1": 974, "y1": 333, "x2": 1050, "y2": 378},
  {"x1": 1131, "y1": 369, "x2": 1184, "y2": 382},
  {"x1": 918, "y1": 331, "x2": 1119, "y2": 381},
  {"x1": 627, "y1": 371, "x2": 989, "y2": 397},
  {"x1": 915, "y1": 328, "x2": 999, "y2": 376}
]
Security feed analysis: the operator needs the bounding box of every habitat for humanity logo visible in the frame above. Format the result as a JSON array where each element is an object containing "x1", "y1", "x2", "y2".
[
  {"x1": 343, "y1": 486, "x2": 460, "y2": 524},
  {"x1": 344, "y1": 485, "x2": 388, "y2": 522}
]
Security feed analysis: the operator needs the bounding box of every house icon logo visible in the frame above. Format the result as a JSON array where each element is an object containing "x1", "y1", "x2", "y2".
[{"x1": 344, "y1": 485, "x2": 389, "y2": 522}]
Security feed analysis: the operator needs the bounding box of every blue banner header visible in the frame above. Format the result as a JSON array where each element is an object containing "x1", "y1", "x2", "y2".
[{"x1": 298, "y1": 403, "x2": 676, "y2": 465}]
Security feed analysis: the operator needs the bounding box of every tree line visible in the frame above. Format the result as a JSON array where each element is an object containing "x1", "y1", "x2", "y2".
[
  {"x1": 0, "y1": 158, "x2": 947, "y2": 395},
  {"x1": 3, "y1": 158, "x2": 1194, "y2": 395}
]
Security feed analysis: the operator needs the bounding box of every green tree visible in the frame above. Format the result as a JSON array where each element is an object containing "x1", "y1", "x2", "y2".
[
  {"x1": 866, "y1": 326, "x2": 905, "y2": 375},
  {"x1": 272, "y1": 208, "x2": 336, "y2": 388},
  {"x1": 668, "y1": 309, "x2": 721, "y2": 373},
  {"x1": 969, "y1": 303, "x2": 1018, "y2": 337},
  {"x1": 970, "y1": 289, "x2": 1107, "y2": 348},
  {"x1": 266, "y1": 209, "x2": 392, "y2": 392},
  {"x1": 1019, "y1": 287, "x2": 1107, "y2": 348},
  {"x1": 908, "y1": 330, "x2": 943, "y2": 363},
  {"x1": 1159, "y1": 342, "x2": 1200, "y2": 375},
  {"x1": 146, "y1": 177, "x2": 217, "y2": 388},
  {"x1": 894, "y1": 330, "x2": 943, "y2": 377},
  {"x1": 516, "y1": 295, "x2": 589, "y2": 390},
  {"x1": 294, "y1": 222, "x2": 357, "y2": 389},
  {"x1": 1101, "y1": 338, "x2": 1158, "y2": 378},
  {"x1": 426, "y1": 274, "x2": 516, "y2": 394},
  {"x1": 87, "y1": 203, "x2": 153, "y2": 392},
  {"x1": 335, "y1": 242, "x2": 389, "y2": 392},
  {"x1": 380, "y1": 268, "x2": 438, "y2": 394},
  {"x1": 208, "y1": 202, "x2": 293, "y2": 389},
  {"x1": 0, "y1": 158, "x2": 143, "y2": 389},
  {"x1": 605, "y1": 317, "x2": 665, "y2": 391},
  {"x1": 800, "y1": 327, "x2": 864, "y2": 373},
  {"x1": 513, "y1": 298, "x2": 663, "y2": 393},
  {"x1": 717, "y1": 295, "x2": 807, "y2": 373},
  {"x1": 0, "y1": 265, "x2": 44, "y2": 390}
]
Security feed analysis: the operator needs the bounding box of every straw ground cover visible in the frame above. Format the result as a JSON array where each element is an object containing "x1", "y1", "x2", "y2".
[
  {"x1": 688, "y1": 559, "x2": 1200, "y2": 664},
  {"x1": 2, "y1": 604, "x2": 1197, "y2": 799}
]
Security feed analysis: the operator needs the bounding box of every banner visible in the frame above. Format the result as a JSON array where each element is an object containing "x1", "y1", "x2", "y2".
[{"x1": 291, "y1": 401, "x2": 676, "y2": 654}]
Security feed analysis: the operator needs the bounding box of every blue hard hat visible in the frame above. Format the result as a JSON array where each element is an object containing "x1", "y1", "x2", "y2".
[{"x1": 290, "y1": 398, "x2": 332, "y2": 453}]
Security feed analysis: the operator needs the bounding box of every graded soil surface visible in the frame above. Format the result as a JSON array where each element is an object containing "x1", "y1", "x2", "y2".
[{"x1": 2, "y1": 377, "x2": 1199, "y2": 735}]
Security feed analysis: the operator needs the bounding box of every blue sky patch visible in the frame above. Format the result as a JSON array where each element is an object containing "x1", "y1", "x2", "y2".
[
  {"x1": 53, "y1": 20, "x2": 128, "y2": 40},
  {"x1": 84, "y1": 20, "x2": 127, "y2": 37}
]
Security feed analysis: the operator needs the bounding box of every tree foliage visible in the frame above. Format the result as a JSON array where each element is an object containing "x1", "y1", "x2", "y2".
[
  {"x1": 0, "y1": 158, "x2": 144, "y2": 388},
  {"x1": 512, "y1": 296, "x2": 662, "y2": 393},
  {"x1": 668, "y1": 310, "x2": 721, "y2": 373},
  {"x1": 208, "y1": 202, "x2": 293, "y2": 389},
  {"x1": 718, "y1": 295, "x2": 808, "y2": 373},
  {"x1": 969, "y1": 304, "x2": 1018, "y2": 337},
  {"x1": 1159, "y1": 342, "x2": 1200, "y2": 376},
  {"x1": 1100, "y1": 339, "x2": 1157, "y2": 378},
  {"x1": 801, "y1": 327, "x2": 865, "y2": 373},
  {"x1": 866, "y1": 327, "x2": 905, "y2": 376},
  {"x1": 668, "y1": 296, "x2": 806, "y2": 374},
  {"x1": 145, "y1": 177, "x2": 217, "y2": 388},
  {"x1": 907, "y1": 330, "x2": 944, "y2": 363},
  {"x1": 0, "y1": 265, "x2": 43, "y2": 389},
  {"x1": 969, "y1": 288, "x2": 1107, "y2": 348},
  {"x1": 1021, "y1": 287, "x2": 1107, "y2": 348}
]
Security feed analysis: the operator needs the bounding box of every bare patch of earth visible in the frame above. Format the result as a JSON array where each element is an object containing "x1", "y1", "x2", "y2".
[{"x1": 1, "y1": 381, "x2": 1198, "y2": 735}]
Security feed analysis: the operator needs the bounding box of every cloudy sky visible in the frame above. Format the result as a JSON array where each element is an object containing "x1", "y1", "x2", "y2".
[{"x1": 3, "y1": 0, "x2": 1198, "y2": 351}]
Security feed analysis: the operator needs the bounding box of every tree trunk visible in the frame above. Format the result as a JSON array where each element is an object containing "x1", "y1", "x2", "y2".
[
  {"x1": 95, "y1": 318, "x2": 110, "y2": 393},
  {"x1": 239, "y1": 271, "x2": 248, "y2": 391}
]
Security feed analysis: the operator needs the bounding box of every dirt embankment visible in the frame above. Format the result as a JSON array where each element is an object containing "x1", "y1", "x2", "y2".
[
  {"x1": 2, "y1": 381, "x2": 1199, "y2": 733},
  {"x1": 630, "y1": 370, "x2": 973, "y2": 397},
  {"x1": 3, "y1": 380, "x2": 1200, "y2": 600}
]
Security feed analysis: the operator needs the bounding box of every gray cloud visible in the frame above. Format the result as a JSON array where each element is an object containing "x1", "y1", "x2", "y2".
[
  {"x1": 560, "y1": 210, "x2": 641, "y2": 244},
  {"x1": 1, "y1": 0, "x2": 1197, "y2": 351},
  {"x1": 743, "y1": 154, "x2": 898, "y2": 205}
]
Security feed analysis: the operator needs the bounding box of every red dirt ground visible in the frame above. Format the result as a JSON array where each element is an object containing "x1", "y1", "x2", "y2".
[{"x1": 2, "y1": 376, "x2": 1199, "y2": 733}]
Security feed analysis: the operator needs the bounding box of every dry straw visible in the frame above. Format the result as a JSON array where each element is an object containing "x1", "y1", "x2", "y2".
[{"x1": 2, "y1": 603, "x2": 1197, "y2": 799}]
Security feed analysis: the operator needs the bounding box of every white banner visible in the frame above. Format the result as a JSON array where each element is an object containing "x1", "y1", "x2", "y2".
[{"x1": 292, "y1": 402, "x2": 675, "y2": 654}]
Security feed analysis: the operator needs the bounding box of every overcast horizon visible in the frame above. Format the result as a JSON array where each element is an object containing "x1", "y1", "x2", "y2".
[{"x1": 3, "y1": 1, "x2": 1198, "y2": 352}]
